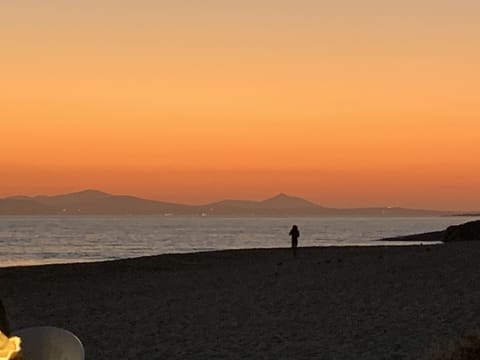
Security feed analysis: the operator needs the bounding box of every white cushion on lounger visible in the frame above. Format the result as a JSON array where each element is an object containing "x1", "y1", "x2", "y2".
[{"x1": 13, "y1": 326, "x2": 84, "y2": 360}]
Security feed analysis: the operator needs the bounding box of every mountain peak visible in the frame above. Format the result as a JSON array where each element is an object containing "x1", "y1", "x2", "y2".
[
  {"x1": 73, "y1": 189, "x2": 110, "y2": 196},
  {"x1": 270, "y1": 193, "x2": 292, "y2": 199},
  {"x1": 36, "y1": 189, "x2": 112, "y2": 201},
  {"x1": 261, "y1": 193, "x2": 319, "y2": 208}
]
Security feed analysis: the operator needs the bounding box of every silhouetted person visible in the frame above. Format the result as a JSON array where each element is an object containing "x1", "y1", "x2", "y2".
[
  {"x1": 289, "y1": 225, "x2": 300, "y2": 257},
  {"x1": 0, "y1": 299, "x2": 9, "y2": 335}
]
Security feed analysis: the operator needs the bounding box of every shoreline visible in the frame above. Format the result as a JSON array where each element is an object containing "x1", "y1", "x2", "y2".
[
  {"x1": 2, "y1": 216, "x2": 476, "y2": 269},
  {"x1": 0, "y1": 242, "x2": 442, "y2": 269},
  {"x1": 3, "y1": 243, "x2": 480, "y2": 358}
]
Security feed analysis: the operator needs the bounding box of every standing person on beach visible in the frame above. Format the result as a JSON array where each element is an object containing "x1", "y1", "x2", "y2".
[
  {"x1": 0, "y1": 299, "x2": 9, "y2": 335},
  {"x1": 289, "y1": 225, "x2": 300, "y2": 257}
]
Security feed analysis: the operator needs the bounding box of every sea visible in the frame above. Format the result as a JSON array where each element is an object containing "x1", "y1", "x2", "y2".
[{"x1": 0, "y1": 216, "x2": 478, "y2": 267}]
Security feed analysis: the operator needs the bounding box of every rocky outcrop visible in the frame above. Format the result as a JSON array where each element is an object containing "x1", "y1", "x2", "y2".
[
  {"x1": 444, "y1": 220, "x2": 480, "y2": 242},
  {"x1": 381, "y1": 220, "x2": 480, "y2": 243}
]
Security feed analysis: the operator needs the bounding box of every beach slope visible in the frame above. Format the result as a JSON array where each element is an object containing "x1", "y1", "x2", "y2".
[{"x1": 2, "y1": 244, "x2": 480, "y2": 359}]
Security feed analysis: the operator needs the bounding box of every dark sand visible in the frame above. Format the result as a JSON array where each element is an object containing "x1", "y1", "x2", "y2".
[{"x1": 2, "y1": 244, "x2": 480, "y2": 359}]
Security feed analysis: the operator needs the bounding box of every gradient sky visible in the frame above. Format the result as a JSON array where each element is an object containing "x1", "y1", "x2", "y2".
[{"x1": 1, "y1": 1, "x2": 479, "y2": 210}]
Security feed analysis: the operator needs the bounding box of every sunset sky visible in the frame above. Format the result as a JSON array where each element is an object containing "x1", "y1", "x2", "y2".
[{"x1": 1, "y1": 1, "x2": 479, "y2": 210}]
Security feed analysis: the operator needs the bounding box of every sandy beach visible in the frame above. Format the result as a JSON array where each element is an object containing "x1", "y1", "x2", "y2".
[{"x1": 2, "y1": 243, "x2": 480, "y2": 359}]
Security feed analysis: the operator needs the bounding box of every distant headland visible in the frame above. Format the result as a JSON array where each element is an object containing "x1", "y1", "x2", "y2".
[{"x1": 0, "y1": 189, "x2": 472, "y2": 216}]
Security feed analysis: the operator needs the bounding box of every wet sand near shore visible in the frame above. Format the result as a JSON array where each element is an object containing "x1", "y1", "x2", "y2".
[{"x1": 2, "y1": 243, "x2": 480, "y2": 359}]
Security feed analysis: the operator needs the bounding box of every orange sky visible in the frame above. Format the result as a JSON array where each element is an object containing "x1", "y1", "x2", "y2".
[{"x1": 1, "y1": 1, "x2": 480, "y2": 210}]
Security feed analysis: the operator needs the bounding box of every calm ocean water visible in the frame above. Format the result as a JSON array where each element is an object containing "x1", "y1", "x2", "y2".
[{"x1": 0, "y1": 216, "x2": 477, "y2": 267}]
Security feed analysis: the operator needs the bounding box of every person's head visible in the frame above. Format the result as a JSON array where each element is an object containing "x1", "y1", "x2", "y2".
[{"x1": 292, "y1": 225, "x2": 298, "y2": 230}]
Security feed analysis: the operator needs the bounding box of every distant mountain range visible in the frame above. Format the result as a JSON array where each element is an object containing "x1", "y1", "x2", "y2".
[{"x1": 0, "y1": 189, "x2": 460, "y2": 216}]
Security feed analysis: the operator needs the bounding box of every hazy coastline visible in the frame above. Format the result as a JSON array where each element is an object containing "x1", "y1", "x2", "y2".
[{"x1": 0, "y1": 190, "x2": 459, "y2": 216}]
